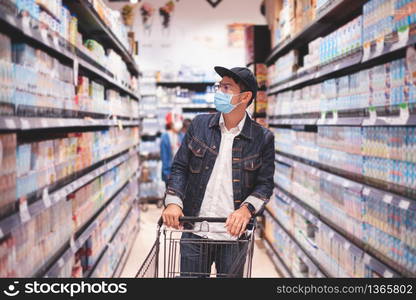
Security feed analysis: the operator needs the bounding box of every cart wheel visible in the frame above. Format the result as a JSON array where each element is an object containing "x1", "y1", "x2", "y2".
[
  {"x1": 156, "y1": 199, "x2": 163, "y2": 208},
  {"x1": 141, "y1": 203, "x2": 149, "y2": 212}
]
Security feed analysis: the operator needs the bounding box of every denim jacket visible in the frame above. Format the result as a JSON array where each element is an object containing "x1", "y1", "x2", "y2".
[{"x1": 166, "y1": 112, "x2": 275, "y2": 217}]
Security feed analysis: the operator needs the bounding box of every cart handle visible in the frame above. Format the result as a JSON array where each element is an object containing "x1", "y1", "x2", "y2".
[
  {"x1": 158, "y1": 216, "x2": 227, "y2": 227},
  {"x1": 157, "y1": 216, "x2": 258, "y2": 227}
]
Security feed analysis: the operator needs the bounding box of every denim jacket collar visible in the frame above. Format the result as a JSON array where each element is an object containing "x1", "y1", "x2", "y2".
[{"x1": 209, "y1": 112, "x2": 252, "y2": 140}]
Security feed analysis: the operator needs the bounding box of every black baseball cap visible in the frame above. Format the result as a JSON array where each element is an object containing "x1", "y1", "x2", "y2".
[{"x1": 214, "y1": 66, "x2": 258, "y2": 101}]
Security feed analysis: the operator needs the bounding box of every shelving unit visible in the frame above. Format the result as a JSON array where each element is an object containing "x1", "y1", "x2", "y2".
[
  {"x1": 264, "y1": 0, "x2": 416, "y2": 278},
  {"x1": 0, "y1": 0, "x2": 141, "y2": 278}
]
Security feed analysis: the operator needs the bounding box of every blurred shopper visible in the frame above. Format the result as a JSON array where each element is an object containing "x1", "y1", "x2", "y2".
[{"x1": 160, "y1": 112, "x2": 183, "y2": 186}]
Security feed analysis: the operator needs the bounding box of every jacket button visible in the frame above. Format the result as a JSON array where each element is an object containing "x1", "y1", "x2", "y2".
[
  {"x1": 205, "y1": 166, "x2": 209, "y2": 170},
  {"x1": 212, "y1": 145, "x2": 216, "y2": 150}
]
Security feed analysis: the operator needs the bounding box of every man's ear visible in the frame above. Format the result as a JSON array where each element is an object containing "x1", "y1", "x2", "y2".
[{"x1": 242, "y1": 91, "x2": 252, "y2": 104}]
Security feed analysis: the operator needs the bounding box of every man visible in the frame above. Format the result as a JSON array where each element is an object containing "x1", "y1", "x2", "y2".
[{"x1": 162, "y1": 66, "x2": 275, "y2": 277}]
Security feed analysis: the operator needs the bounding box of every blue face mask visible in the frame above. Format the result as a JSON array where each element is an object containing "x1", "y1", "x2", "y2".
[{"x1": 214, "y1": 91, "x2": 242, "y2": 114}]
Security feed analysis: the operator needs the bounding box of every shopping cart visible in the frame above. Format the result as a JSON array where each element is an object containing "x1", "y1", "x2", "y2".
[{"x1": 135, "y1": 216, "x2": 256, "y2": 278}]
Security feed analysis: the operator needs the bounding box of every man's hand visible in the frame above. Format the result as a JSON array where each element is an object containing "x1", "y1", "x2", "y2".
[
  {"x1": 162, "y1": 204, "x2": 184, "y2": 229},
  {"x1": 225, "y1": 206, "x2": 252, "y2": 237}
]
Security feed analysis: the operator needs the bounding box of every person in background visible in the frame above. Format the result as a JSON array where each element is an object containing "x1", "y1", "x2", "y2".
[
  {"x1": 178, "y1": 118, "x2": 192, "y2": 143},
  {"x1": 162, "y1": 66, "x2": 275, "y2": 277},
  {"x1": 160, "y1": 112, "x2": 183, "y2": 186}
]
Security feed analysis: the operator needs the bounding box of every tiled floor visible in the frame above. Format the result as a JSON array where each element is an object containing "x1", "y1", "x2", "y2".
[{"x1": 120, "y1": 205, "x2": 280, "y2": 278}]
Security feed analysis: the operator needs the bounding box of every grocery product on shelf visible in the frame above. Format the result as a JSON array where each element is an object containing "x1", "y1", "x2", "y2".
[
  {"x1": 15, "y1": 127, "x2": 139, "y2": 200},
  {"x1": 269, "y1": 57, "x2": 414, "y2": 116},
  {"x1": 0, "y1": 197, "x2": 72, "y2": 277},
  {"x1": 77, "y1": 180, "x2": 138, "y2": 275},
  {"x1": 0, "y1": 134, "x2": 17, "y2": 218}
]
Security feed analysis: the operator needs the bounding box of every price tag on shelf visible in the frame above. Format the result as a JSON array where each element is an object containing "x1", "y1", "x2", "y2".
[
  {"x1": 70, "y1": 236, "x2": 78, "y2": 253},
  {"x1": 343, "y1": 180, "x2": 350, "y2": 188},
  {"x1": 42, "y1": 188, "x2": 51, "y2": 208},
  {"x1": 21, "y1": 119, "x2": 30, "y2": 129},
  {"x1": 41, "y1": 119, "x2": 48, "y2": 128},
  {"x1": 399, "y1": 103, "x2": 410, "y2": 124},
  {"x1": 399, "y1": 200, "x2": 410, "y2": 210},
  {"x1": 118, "y1": 120, "x2": 123, "y2": 130},
  {"x1": 363, "y1": 188, "x2": 371, "y2": 196},
  {"x1": 383, "y1": 194, "x2": 393, "y2": 204},
  {"x1": 374, "y1": 36, "x2": 385, "y2": 57},
  {"x1": 19, "y1": 198, "x2": 31, "y2": 224},
  {"x1": 52, "y1": 34, "x2": 59, "y2": 48},
  {"x1": 21, "y1": 15, "x2": 31, "y2": 33},
  {"x1": 73, "y1": 58, "x2": 79, "y2": 85},
  {"x1": 317, "y1": 112, "x2": 326, "y2": 125},
  {"x1": 334, "y1": 64, "x2": 340, "y2": 71},
  {"x1": 343, "y1": 241, "x2": 351, "y2": 250},
  {"x1": 58, "y1": 119, "x2": 65, "y2": 127},
  {"x1": 362, "y1": 42, "x2": 371, "y2": 62},
  {"x1": 329, "y1": 231, "x2": 335, "y2": 238},
  {"x1": 40, "y1": 28, "x2": 48, "y2": 43},
  {"x1": 332, "y1": 111, "x2": 338, "y2": 124},
  {"x1": 383, "y1": 270, "x2": 394, "y2": 278},
  {"x1": 364, "y1": 108, "x2": 377, "y2": 126},
  {"x1": 394, "y1": 26, "x2": 410, "y2": 50},
  {"x1": 5, "y1": 119, "x2": 15, "y2": 129},
  {"x1": 58, "y1": 258, "x2": 64, "y2": 268}
]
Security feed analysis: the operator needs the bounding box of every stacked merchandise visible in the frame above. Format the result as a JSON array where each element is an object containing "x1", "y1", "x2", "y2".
[
  {"x1": 269, "y1": 0, "x2": 416, "y2": 87},
  {"x1": 273, "y1": 150, "x2": 416, "y2": 275},
  {"x1": 268, "y1": 50, "x2": 299, "y2": 85},
  {"x1": 268, "y1": 57, "x2": 415, "y2": 116},
  {"x1": 0, "y1": 197, "x2": 72, "y2": 277},
  {"x1": 16, "y1": 127, "x2": 139, "y2": 199},
  {"x1": 0, "y1": 152, "x2": 138, "y2": 277},
  {"x1": 7, "y1": 0, "x2": 137, "y2": 89},
  {"x1": 0, "y1": 134, "x2": 17, "y2": 218},
  {"x1": 75, "y1": 180, "x2": 138, "y2": 276},
  {"x1": 304, "y1": 16, "x2": 363, "y2": 68},
  {"x1": 272, "y1": 126, "x2": 416, "y2": 193},
  {"x1": 89, "y1": 206, "x2": 140, "y2": 278},
  {"x1": 89, "y1": 0, "x2": 131, "y2": 53},
  {"x1": 0, "y1": 35, "x2": 138, "y2": 118}
]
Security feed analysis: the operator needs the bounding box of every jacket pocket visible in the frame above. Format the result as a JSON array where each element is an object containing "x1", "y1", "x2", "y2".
[
  {"x1": 188, "y1": 137, "x2": 207, "y2": 173},
  {"x1": 243, "y1": 155, "x2": 262, "y2": 188}
]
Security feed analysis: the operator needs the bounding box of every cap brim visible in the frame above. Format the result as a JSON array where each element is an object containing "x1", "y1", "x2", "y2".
[{"x1": 214, "y1": 66, "x2": 250, "y2": 88}]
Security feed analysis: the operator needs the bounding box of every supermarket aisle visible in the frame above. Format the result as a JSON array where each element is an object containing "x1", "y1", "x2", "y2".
[{"x1": 120, "y1": 205, "x2": 280, "y2": 278}]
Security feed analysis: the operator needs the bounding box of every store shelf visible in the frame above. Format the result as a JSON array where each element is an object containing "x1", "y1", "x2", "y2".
[
  {"x1": 42, "y1": 171, "x2": 140, "y2": 278},
  {"x1": 77, "y1": 55, "x2": 139, "y2": 100},
  {"x1": 262, "y1": 234, "x2": 293, "y2": 278},
  {"x1": 264, "y1": 207, "x2": 331, "y2": 278},
  {"x1": 112, "y1": 221, "x2": 140, "y2": 278},
  {"x1": 274, "y1": 170, "x2": 415, "y2": 277},
  {"x1": 268, "y1": 32, "x2": 416, "y2": 96},
  {"x1": 268, "y1": 117, "x2": 318, "y2": 126},
  {"x1": 0, "y1": 117, "x2": 140, "y2": 131},
  {"x1": 63, "y1": 0, "x2": 139, "y2": 77},
  {"x1": 0, "y1": 145, "x2": 139, "y2": 242},
  {"x1": 156, "y1": 81, "x2": 215, "y2": 93},
  {"x1": 276, "y1": 148, "x2": 416, "y2": 200},
  {"x1": 266, "y1": 0, "x2": 367, "y2": 66},
  {"x1": 0, "y1": 3, "x2": 138, "y2": 100},
  {"x1": 87, "y1": 204, "x2": 137, "y2": 278}
]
